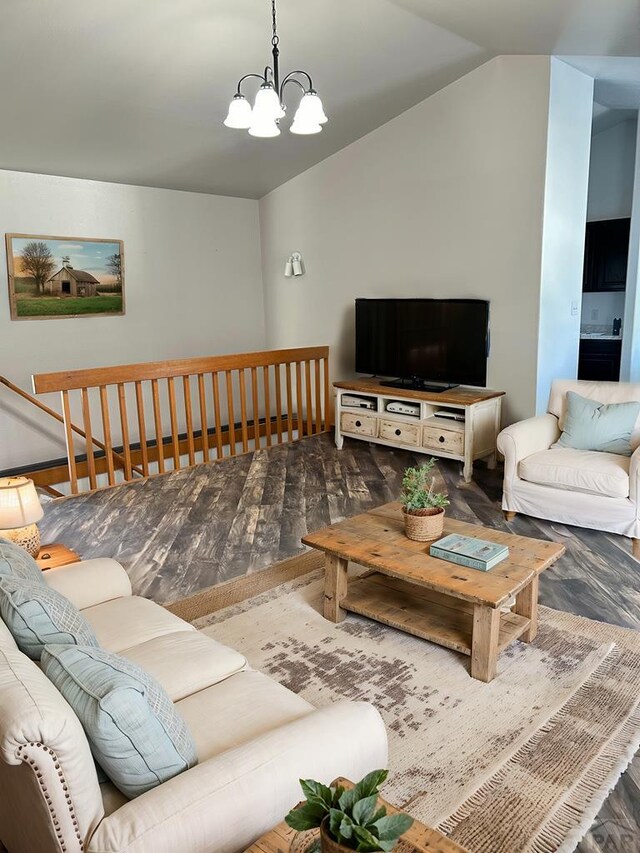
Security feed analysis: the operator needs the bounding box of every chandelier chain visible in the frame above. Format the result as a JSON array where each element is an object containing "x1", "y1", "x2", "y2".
[{"x1": 271, "y1": 0, "x2": 279, "y2": 46}]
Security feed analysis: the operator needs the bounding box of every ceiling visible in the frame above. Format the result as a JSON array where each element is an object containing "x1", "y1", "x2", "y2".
[{"x1": 1, "y1": 1, "x2": 640, "y2": 199}]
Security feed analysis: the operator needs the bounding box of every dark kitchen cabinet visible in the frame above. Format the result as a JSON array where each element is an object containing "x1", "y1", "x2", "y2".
[
  {"x1": 578, "y1": 339, "x2": 622, "y2": 381},
  {"x1": 583, "y1": 218, "x2": 630, "y2": 292}
]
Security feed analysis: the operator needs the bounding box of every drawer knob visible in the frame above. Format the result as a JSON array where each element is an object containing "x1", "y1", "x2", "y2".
[
  {"x1": 355, "y1": 420, "x2": 362, "y2": 427},
  {"x1": 439, "y1": 435, "x2": 445, "y2": 443},
  {"x1": 395, "y1": 428, "x2": 402, "y2": 436}
]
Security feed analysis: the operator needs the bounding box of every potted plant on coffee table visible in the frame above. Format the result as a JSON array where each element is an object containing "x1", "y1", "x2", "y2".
[
  {"x1": 285, "y1": 769, "x2": 412, "y2": 853},
  {"x1": 401, "y1": 459, "x2": 449, "y2": 542}
]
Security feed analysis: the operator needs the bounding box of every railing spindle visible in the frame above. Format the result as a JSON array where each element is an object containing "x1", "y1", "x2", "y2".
[
  {"x1": 251, "y1": 366, "x2": 260, "y2": 450},
  {"x1": 167, "y1": 377, "x2": 180, "y2": 469},
  {"x1": 99, "y1": 386, "x2": 116, "y2": 485},
  {"x1": 151, "y1": 379, "x2": 165, "y2": 474},
  {"x1": 61, "y1": 390, "x2": 78, "y2": 493},
  {"x1": 263, "y1": 365, "x2": 272, "y2": 447},
  {"x1": 134, "y1": 381, "x2": 149, "y2": 476},
  {"x1": 239, "y1": 369, "x2": 249, "y2": 453},
  {"x1": 183, "y1": 375, "x2": 196, "y2": 466},
  {"x1": 305, "y1": 360, "x2": 313, "y2": 437},
  {"x1": 211, "y1": 371, "x2": 223, "y2": 459},
  {"x1": 198, "y1": 374, "x2": 210, "y2": 463},
  {"x1": 285, "y1": 362, "x2": 294, "y2": 441},
  {"x1": 225, "y1": 370, "x2": 236, "y2": 455},
  {"x1": 295, "y1": 362, "x2": 303, "y2": 439},
  {"x1": 314, "y1": 360, "x2": 322, "y2": 435},
  {"x1": 274, "y1": 364, "x2": 283, "y2": 443},
  {"x1": 117, "y1": 384, "x2": 133, "y2": 481},
  {"x1": 323, "y1": 357, "x2": 330, "y2": 431},
  {"x1": 81, "y1": 388, "x2": 97, "y2": 490}
]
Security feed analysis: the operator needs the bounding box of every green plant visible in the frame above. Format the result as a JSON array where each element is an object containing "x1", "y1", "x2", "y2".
[
  {"x1": 400, "y1": 460, "x2": 449, "y2": 514},
  {"x1": 285, "y1": 770, "x2": 412, "y2": 852}
]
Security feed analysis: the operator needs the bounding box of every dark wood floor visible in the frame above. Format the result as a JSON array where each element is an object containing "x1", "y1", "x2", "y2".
[{"x1": 39, "y1": 434, "x2": 640, "y2": 851}]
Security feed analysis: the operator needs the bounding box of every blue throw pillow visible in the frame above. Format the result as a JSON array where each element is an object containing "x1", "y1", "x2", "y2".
[
  {"x1": 0, "y1": 539, "x2": 46, "y2": 584},
  {"x1": 0, "y1": 575, "x2": 98, "y2": 659},
  {"x1": 556, "y1": 391, "x2": 640, "y2": 456},
  {"x1": 41, "y1": 644, "x2": 198, "y2": 799}
]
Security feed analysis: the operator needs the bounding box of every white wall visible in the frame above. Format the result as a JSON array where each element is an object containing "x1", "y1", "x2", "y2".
[
  {"x1": 0, "y1": 170, "x2": 264, "y2": 470},
  {"x1": 622, "y1": 120, "x2": 640, "y2": 380},
  {"x1": 536, "y1": 59, "x2": 594, "y2": 413},
  {"x1": 582, "y1": 291, "x2": 626, "y2": 329},
  {"x1": 587, "y1": 118, "x2": 637, "y2": 222},
  {"x1": 259, "y1": 56, "x2": 552, "y2": 423}
]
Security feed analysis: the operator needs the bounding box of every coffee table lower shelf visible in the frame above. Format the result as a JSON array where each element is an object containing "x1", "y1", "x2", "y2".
[{"x1": 342, "y1": 572, "x2": 530, "y2": 658}]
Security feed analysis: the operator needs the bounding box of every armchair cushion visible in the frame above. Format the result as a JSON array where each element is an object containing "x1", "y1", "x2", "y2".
[
  {"x1": 519, "y1": 448, "x2": 630, "y2": 498},
  {"x1": 41, "y1": 644, "x2": 198, "y2": 800},
  {"x1": 556, "y1": 391, "x2": 640, "y2": 456},
  {"x1": 44, "y1": 558, "x2": 132, "y2": 610},
  {"x1": 0, "y1": 575, "x2": 98, "y2": 659}
]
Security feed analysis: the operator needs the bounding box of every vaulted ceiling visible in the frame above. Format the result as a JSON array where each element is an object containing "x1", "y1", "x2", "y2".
[{"x1": 1, "y1": 0, "x2": 639, "y2": 199}]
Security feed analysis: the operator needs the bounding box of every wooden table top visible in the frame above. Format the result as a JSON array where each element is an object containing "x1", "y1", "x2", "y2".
[
  {"x1": 334, "y1": 378, "x2": 505, "y2": 407},
  {"x1": 302, "y1": 503, "x2": 565, "y2": 609},
  {"x1": 244, "y1": 778, "x2": 467, "y2": 853}
]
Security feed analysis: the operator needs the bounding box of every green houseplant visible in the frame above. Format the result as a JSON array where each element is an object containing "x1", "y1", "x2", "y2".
[
  {"x1": 285, "y1": 770, "x2": 412, "y2": 853},
  {"x1": 400, "y1": 460, "x2": 449, "y2": 542}
]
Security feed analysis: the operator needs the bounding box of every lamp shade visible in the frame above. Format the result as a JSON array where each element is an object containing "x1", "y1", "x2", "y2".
[
  {"x1": 295, "y1": 91, "x2": 328, "y2": 125},
  {"x1": 253, "y1": 84, "x2": 285, "y2": 121},
  {"x1": 249, "y1": 119, "x2": 281, "y2": 138},
  {"x1": 224, "y1": 94, "x2": 253, "y2": 129},
  {"x1": 0, "y1": 478, "x2": 43, "y2": 529},
  {"x1": 290, "y1": 119, "x2": 322, "y2": 135}
]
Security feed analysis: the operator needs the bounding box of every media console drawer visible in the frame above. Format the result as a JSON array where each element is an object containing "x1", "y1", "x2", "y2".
[
  {"x1": 340, "y1": 412, "x2": 377, "y2": 437},
  {"x1": 422, "y1": 424, "x2": 464, "y2": 455},
  {"x1": 379, "y1": 419, "x2": 420, "y2": 446}
]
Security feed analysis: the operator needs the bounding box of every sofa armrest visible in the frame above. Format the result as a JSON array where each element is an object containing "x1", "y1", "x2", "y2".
[
  {"x1": 44, "y1": 558, "x2": 132, "y2": 610},
  {"x1": 497, "y1": 414, "x2": 561, "y2": 488},
  {"x1": 629, "y1": 446, "x2": 640, "y2": 508},
  {"x1": 88, "y1": 700, "x2": 388, "y2": 853}
]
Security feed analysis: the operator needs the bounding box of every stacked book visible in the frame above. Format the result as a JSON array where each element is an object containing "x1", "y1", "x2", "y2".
[{"x1": 429, "y1": 534, "x2": 509, "y2": 571}]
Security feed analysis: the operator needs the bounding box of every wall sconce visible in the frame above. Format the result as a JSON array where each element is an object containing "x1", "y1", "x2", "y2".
[{"x1": 284, "y1": 252, "x2": 305, "y2": 278}]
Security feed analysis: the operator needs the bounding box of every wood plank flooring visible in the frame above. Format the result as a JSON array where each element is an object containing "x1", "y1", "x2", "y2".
[{"x1": 39, "y1": 433, "x2": 640, "y2": 852}]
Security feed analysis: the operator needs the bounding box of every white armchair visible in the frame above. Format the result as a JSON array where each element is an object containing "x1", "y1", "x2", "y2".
[{"x1": 498, "y1": 379, "x2": 640, "y2": 556}]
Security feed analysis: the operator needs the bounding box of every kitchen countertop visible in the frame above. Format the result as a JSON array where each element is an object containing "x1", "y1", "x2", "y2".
[{"x1": 580, "y1": 334, "x2": 623, "y2": 341}]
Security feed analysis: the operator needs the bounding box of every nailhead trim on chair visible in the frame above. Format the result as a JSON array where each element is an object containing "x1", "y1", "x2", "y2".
[{"x1": 16, "y1": 741, "x2": 84, "y2": 852}]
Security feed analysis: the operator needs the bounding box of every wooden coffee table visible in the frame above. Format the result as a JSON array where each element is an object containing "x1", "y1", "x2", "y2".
[
  {"x1": 244, "y1": 777, "x2": 467, "y2": 852},
  {"x1": 302, "y1": 503, "x2": 565, "y2": 682}
]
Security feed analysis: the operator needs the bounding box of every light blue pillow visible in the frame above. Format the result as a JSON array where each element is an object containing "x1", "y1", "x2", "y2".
[
  {"x1": 0, "y1": 575, "x2": 98, "y2": 659},
  {"x1": 557, "y1": 391, "x2": 640, "y2": 456},
  {"x1": 0, "y1": 539, "x2": 46, "y2": 584},
  {"x1": 41, "y1": 644, "x2": 198, "y2": 799}
]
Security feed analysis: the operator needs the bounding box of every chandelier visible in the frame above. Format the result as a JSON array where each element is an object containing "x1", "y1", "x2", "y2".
[{"x1": 224, "y1": 0, "x2": 328, "y2": 138}]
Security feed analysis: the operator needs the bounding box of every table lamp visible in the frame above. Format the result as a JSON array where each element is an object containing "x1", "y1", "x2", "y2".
[{"x1": 0, "y1": 477, "x2": 44, "y2": 557}]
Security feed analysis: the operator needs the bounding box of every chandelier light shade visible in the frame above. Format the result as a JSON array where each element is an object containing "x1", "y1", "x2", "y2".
[{"x1": 224, "y1": 0, "x2": 328, "y2": 139}]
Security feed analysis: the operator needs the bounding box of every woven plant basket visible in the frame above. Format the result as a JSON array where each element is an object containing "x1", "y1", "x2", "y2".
[
  {"x1": 402, "y1": 506, "x2": 445, "y2": 542},
  {"x1": 320, "y1": 820, "x2": 351, "y2": 853}
]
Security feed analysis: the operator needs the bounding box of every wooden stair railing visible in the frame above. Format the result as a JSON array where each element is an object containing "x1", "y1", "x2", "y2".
[
  {"x1": 0, "y1": 376, "x2": 146, "y2": 496},
  {"x1": 32, "y1": 347, "x2": 330, "y2": 495}
]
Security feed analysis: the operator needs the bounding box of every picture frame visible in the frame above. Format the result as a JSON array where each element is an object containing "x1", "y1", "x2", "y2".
[{"x1": 5, "y1": 233, "x2": 125, "y2": 321}]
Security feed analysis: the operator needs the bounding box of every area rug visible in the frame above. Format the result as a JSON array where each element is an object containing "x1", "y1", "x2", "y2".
[{"x1": 195, "y1": 568, "x2": 640, "y2": 853}]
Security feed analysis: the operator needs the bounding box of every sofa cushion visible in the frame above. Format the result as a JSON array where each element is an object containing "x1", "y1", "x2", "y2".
[
  {"x1": 41, "y1": 644, "x2": 198, "y2": 800},
  {"x1": 121, "y1": 632, "x2": 247, "y2": 702},
  {"x1": 556, "y1": 391, "x2": 640, "y2": 456},
  {"x1": 177, "y1": 670, "x2": 314, "y2": 761},
  {"x1": 0, "y1": 575, "x2": 99, "y2": 659},
  {"x1": 81, "y1": 595, "x2": 195, "y2": 653},
  {"x1": 0, "y1": 539, "x2": 45, "y2": 584},
  {"x1": 519, "y1": 448, "x2": 630, "y2": 498}
]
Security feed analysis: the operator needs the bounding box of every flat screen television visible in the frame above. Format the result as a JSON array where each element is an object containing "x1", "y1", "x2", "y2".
[{"x1": 355, "y1": 298, "x2": 489, "y2": 390}]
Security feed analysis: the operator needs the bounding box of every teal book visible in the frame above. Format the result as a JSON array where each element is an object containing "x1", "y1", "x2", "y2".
[{"x1": 429, "y1": 533, "x2": 509, "y2": 572}]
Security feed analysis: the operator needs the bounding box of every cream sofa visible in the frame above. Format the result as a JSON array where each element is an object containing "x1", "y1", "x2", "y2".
[
  {"x1": 498, "y1": 379, "x2": 640, "y2": 554},
  {"x1": 0, "y1": 558, "x2": 388, "y2": 853}
]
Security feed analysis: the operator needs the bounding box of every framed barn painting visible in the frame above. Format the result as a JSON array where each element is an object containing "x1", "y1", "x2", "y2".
[{"x1": 5, "y1": 234, "x2": 125, "y2": 320}]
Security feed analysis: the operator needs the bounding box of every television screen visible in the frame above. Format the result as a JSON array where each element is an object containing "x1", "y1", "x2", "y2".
[{"x1": 355, "y1": 298, "x2": 489, "y2": 387}]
